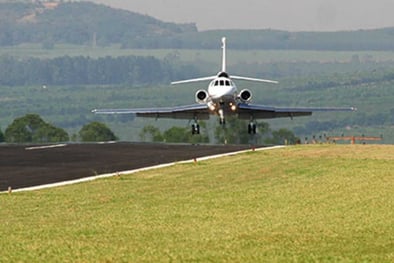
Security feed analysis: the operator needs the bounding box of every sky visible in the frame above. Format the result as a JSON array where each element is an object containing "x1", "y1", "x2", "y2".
[{"x1": 90, "y1": 0, "x2": 394, "y2": 31}]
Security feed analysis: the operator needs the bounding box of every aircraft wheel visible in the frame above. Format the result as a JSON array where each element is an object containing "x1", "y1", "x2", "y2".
[
  {"x1": 192, "y1": 123, "x2": 200, "y2": 134},
  {"x1": 248, "y1": 123, "x2": 257, "y2": 134}
]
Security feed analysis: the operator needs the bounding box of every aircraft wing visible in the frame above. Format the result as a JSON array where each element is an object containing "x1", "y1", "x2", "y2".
[
  {"x1": 237, "y1": 103, "x2": 356, "y2": 119},
  {"x1": 92, "y1": 104, "x2": 211, "y2": 120}
]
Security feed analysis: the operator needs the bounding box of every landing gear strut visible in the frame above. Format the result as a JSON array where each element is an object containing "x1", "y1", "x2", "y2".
[{"x1": 219, "y1": 109, "x2": 226, "y2": 126}]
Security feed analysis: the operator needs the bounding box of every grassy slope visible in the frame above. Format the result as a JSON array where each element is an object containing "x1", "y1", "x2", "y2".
[{"x1": 1, "y1": 145, "x2": 393, "y2": 262}]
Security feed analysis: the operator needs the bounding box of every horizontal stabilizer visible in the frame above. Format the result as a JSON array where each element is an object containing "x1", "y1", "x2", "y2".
[
  {"x1": 171, "y1": 76, "x2": 217, "y2": 85},
  {"x1": 231, "y1": 75, "x2": 278, "y2": 84}
]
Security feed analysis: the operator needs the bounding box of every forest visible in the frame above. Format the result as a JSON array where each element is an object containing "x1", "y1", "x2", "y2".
[{"x1": 0, "y1": 55, "x2": 199, "y2": 86}]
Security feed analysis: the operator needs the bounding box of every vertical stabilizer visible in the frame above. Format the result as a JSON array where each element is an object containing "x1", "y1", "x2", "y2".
[{"x1": 221, "y1": 37, "x2": 226, "y2": 72}]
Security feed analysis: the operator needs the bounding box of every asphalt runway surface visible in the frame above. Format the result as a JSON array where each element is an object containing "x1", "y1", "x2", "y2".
[{"x1": 0, "y1": 143, "x2": 253, "y2": 191}]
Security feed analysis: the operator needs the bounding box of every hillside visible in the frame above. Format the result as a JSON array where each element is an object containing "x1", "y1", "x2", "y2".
[
  {"x1": 0, "y1": 1, "x2": 197, "y2": 46},
  {"x1": 2, "y1": 1, "x2": 394, "y2": 50}
]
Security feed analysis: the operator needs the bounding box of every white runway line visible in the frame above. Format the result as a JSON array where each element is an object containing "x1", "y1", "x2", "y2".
[
  {"x1": 25, "y1": 144, "x2": 67, "y2": 150},
  {"x1": 3, "y1": 145, "x2": 285, "y2": 193}
]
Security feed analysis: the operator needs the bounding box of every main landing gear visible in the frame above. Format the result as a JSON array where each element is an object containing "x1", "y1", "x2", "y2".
[
  {"x1": 191, "y1": 122, "x2": 200, "y2": 134},
  {"x1": 248, "y1": 122, "x2": 257, "y2": 134}
]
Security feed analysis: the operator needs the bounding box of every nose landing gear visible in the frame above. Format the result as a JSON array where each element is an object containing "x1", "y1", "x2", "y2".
[{"x1": 218, "y1": 109, "x2": 226, "y2": 126}]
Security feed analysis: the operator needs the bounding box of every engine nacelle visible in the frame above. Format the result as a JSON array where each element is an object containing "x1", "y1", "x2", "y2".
[
  {"x1": 195, "y1": 89, "x2": 209, "y2": 104},
  {"x1": 238, "y1": 89, "x2": 252, "y2": 103}
]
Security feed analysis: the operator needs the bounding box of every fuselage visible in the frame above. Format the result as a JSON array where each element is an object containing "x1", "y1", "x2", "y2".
[
  {"x1": 208, "y1": 77, "x2": 237, "y2": 103},
  {"x1": 204, "y1": 76, "x2": 241, "y2": 121}
]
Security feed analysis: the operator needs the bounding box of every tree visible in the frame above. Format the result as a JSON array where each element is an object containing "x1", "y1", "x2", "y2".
[
  {"x1": 162, "y1": 126, "x2": 208, "y2": 144},
  {"x1": 265, "y1": 128, "x2": 300, "y2": 145},
  {"x1": 5, "y1": 114, "x2": 69, "y2": 143},
  {"x1": 139, "y1": 125, "x2": 163, "y2": 142},
  {"x1": 140, "y1": 124, "x2": 209, "y2": 144},
  {"x1": 34, "y1": 124, "x2": 69, "y2": 143},
  {"x1": 79, "y1": 122, "x2": 118, "y2": 142},
  {"x1": 0, "y1": 127, "x2": 4, "y2": 143},
  {"x1": 215, "y1": 117, "x2": 271, "y2": 144}
]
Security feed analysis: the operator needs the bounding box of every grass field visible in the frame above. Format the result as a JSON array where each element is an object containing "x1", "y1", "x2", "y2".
[{"x1": 1, "y1": 145, "x2": 393, "y2": 262}]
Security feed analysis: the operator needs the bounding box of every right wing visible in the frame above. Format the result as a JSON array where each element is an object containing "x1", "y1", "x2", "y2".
[
  {"x1": 237, "y1": 103, "x2": 356, "y2": 119},
  {"x1": 92, "y1": 104, "x2": 210, "y2": 120}
]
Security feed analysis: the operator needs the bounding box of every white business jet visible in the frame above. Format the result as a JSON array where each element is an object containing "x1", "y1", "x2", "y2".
[{"x1": 93, "y1": 37, "x2": 356, "y2": 134}]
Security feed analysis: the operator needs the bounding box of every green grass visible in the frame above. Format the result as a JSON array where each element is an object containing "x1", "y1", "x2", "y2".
[{"x1": 1, "y1": 145, "x2": 393, "y2": 262}]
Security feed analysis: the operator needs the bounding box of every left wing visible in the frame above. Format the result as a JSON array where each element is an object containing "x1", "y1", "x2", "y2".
[
  {"x1": 237, "y1": 103, "x2": 356, "y2": 119},
  {"x1": 92, "y1": 104, "x2": 210, "y2": 120}
]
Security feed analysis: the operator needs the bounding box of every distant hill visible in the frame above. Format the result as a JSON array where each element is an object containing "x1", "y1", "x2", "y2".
[
  {"x1": 2, "y1": 1, "x2": 394, "y2": 50},
  {"x1": 0, "y1": 1, "x2": 197, "y2": 47}
]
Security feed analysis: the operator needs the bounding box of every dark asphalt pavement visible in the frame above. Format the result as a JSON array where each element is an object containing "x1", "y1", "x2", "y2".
[{"x1": 0, "y1": 143, "x2": 253, "y2": 191}]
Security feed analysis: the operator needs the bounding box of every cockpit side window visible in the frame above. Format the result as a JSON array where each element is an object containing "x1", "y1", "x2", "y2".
[
  {"x1": 225, "y1": 80, "x2": 230, "y2": 86},
  {"x1": 214, "y1": 80, "x2": 219, "y2": 86}
]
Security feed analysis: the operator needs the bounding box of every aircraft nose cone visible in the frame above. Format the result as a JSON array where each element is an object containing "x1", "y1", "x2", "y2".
[{"x1": 209, "y1": 86, "x2": 236, "y2": 99}]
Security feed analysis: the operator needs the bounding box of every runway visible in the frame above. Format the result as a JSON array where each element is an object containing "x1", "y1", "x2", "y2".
[{"x1": 0, "y1": 143, "x2": 253, "y2": 191}]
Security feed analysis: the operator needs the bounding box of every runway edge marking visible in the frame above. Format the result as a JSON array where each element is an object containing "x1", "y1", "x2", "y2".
[
  {"x1": 25, "y1": 144, "x2": 67, "y2": 150},
  {"x1": 2, "y1": 146, "x2": 285, "y2": 193}
]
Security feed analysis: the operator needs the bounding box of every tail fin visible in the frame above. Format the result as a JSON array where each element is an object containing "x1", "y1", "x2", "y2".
[
  {"x1": 171, "y1": 37, "x2": 278, "y2": 85},
  {"x1": 221, "y1": 37, "x2": 226, "y2": 72}
]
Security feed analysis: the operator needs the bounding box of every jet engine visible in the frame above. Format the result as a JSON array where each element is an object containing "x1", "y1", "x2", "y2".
[
  {"x1": 238, "y1": 89, "x2": 252, "y2": 103},
  {"x1": 195, "y1": 89, "x2": 209, "y2": 104}
]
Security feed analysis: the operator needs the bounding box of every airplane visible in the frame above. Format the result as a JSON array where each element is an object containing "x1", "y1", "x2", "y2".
[{"x1": 93, "y1": 37, "x2": 356, "y2": 134}]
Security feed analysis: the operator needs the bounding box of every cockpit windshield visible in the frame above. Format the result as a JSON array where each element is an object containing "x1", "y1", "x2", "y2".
[{"x1": 212, "y1": 79, "x2": 233, "y2": 86}]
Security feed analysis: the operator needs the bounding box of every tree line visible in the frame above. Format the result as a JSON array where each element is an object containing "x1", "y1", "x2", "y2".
[
  {"x1": 0, "y1": 55, "x2": 199, "y2": 86},
  {"x1": 0, "y1": 114, "x2": 117, "y2": 143},
  {"x1": 139, "y1": 118, "x2": 300, "y2": 145},
  {"x1": 0, "y1": 114, "x2": 299, "y2": 145}
]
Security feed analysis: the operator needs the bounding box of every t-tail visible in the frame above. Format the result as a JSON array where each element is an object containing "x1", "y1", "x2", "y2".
[{"x1": 171, "y1": 37, "x2": 278, "y2": 85}]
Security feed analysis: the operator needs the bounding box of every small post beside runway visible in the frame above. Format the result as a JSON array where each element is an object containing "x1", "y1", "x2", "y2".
[{"x1": 8, "y1": 186, "x2": 12, "y2": 195}]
